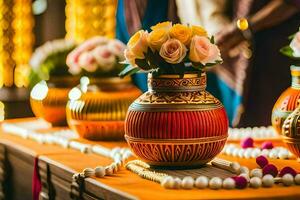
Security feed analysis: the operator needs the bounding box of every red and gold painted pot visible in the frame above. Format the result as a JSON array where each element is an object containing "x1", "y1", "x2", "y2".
[
  {"x1": 66, "y1": 76, "x2": 141, "y2": 140},
  {"x1": 125, "y1": 73, "x2": 229, "y2": 167},
  {"x1": 30, "y1": 76, "x2": 78, "y2": 126},
  {"x1": 282, "y1": 105, "x2": 300, "y2": 160},
  {"x1": 272, "y1": 66, "x2": 300, "y2": 134}
]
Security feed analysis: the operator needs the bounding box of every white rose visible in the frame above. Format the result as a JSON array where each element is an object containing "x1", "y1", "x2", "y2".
[{"x1": 290, "y1": 32, "x2": 300, "y2": 58}]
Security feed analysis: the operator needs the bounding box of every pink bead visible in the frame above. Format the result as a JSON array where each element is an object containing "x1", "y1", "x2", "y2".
[
  {"x1": 232, "y1": 176, "x2": 248, "y2": 189},
  {"x1": 240, "y1": 137, "x2": 254, "y2": 149},
  {"x1": 256, "y1": 155, "x2": 269, "y2": 168},
  {"x1": 261, "y1": 141, "x2": 274, "y2": 150},
  {"x1": 279, "y1": 166, "x2": 297, "y2": 177},
  {"x1": 262, "y1": 164, "x2": 278, "y2": 177}
]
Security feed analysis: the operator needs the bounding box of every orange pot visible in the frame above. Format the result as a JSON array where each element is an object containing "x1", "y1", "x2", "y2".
[
  {"x1": 272, "y1": 66, "x2": 300, "y2": 134},
  {"x1": 66, "y1": 76, "x2": 141, "y2": 140},
  {"x1": 125, "y1": 73, "x2": 228, "y2": 167},
  {"x1": 30, "y1": 76, "x2": 78, "y2": 126}
]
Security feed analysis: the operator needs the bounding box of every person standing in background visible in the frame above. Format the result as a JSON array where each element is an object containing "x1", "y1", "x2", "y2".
[
  {"x1": 176, "y1": 0, "x2": 300, "y2": 127},
  {"x1": 116, "y1": 0, "x2": 179, "y2": 92}
]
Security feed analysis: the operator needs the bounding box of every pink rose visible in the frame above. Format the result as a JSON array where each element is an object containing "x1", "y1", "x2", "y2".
[
  {"x1": 92, "y1": 46, "x2": 115, "y2": 71},
  {"x1": 66, "y1": 36, "x2": 109, "y2": 68},
  {"x1": 78, "y1": 52, "x2": 98, "y2": 72},
  {"x1": 159, "y1": 38, "x2": 187, "y2": 64},
  {"x1": 189, "y1": 36, "x2": 221, "y2": 65},
  {"x1": 290, "y1": 32, "x2": 300, "y2": 57},
  {"x1": 107, "y1": 39, "x2": 126, "y2": 59}
]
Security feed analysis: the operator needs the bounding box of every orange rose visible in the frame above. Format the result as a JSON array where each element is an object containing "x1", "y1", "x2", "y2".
[{"x1": 169, "y1": 24, "x2": 192, "y2": 45}]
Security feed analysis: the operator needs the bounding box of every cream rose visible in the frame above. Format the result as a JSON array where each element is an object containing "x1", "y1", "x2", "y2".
[
  {"x1": 189, "y1": 36, "x2": 221, "y2": 65},
  {"x1": 148, "y1": 29, "x2": 169, "y2": 51},
  {"x1": 159, "y1": 39, "x2": 187, "y2": 64},
  {"x1": 290, "y1": 32, "x2": 300, "y2": 57},
  {"x1": 127, "y1": 30, "x2": 148, "y2": 59}
]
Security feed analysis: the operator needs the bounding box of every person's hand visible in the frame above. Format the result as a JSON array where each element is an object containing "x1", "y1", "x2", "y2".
[{"x1": 215, "y1": 24, "x2": 245, "y2": 57}]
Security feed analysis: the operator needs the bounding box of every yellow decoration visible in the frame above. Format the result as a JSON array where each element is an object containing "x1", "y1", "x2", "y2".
[
  {"x1": 0, "y1": 0, "x2": 34, "y2": 88},
  {"x1": 237, "y1": 18, "x2": 249, "y2": 31},
  {"x1": 65, "y1": 0, "x2": 117, "y2": 43}
]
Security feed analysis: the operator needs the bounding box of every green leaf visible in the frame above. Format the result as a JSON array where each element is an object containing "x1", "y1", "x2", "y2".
[
  {"x1": 210, "y1": 36, "x2": 215, "y2": 44},
  {"x1": 280, "y1": 46, "x2": 295, "y2": 58},
  {"x1": 118, "y1": 65, "x2": 140, "y2": 78},
  {"x1": 288, "y1": 34, "x2": 295, "y2": 40},
  {"x1": 172, "y1": 63, "x2": 186, "y2": 78},
  {"x1": 135, "y1": 58, "x2": 152, "y2": 70}
]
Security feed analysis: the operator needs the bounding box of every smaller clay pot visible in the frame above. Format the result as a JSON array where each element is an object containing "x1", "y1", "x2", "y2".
[
  {"x1": 30, "y1": 76, "x2": 78, "y2": 126},
  {"x1": 66, "y1": 76, "x2": 141, "y2": 140}
]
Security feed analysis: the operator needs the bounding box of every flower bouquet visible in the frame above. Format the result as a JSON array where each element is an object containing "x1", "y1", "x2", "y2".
[
  {"x1": 65, "y1": 37, "x2": 141, "y2": 140},
  {"x1": 29, "y1": 39, "x2": 76, "y2": 88},
  {"x1": 66, "y1": 36, "x2": 126, "y2": 78},
  {"x1": 122, "y1": 22, "x2": 228, "y2": 167},
  {"x1": 120, "y1": 21, "x2": 222, "y2": 77}
]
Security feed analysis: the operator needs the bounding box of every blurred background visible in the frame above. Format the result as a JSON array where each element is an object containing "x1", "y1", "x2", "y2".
[{"x1": 0, "y1": 0, "x2": 116, "y2": 120}]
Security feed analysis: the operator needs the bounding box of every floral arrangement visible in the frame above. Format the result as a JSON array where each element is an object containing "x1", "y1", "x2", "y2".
[
  {"x1": 66, "y1": 36, "x2": 126, "y2": 77},
  {"x1": 120, "y1": 22, "x2": 222, "y2": 77},
  {"x1": 280, "y1": 27, "x2": 300, "y2": 59},
  {"x1": 29, "y1": 39, "x2": 76, "y2": 87}
]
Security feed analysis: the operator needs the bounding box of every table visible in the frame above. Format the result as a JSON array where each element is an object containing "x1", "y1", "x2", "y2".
[{"x1": 1, "y1": 118, "x2": 300, "y2": 200}]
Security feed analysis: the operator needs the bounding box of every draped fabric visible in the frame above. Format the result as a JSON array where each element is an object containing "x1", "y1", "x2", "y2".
[{"x1": 116, "y1": 0, "x2": 179, "y2": 92}]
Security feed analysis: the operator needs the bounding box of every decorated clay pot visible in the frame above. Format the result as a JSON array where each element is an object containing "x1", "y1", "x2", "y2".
[
  {"x1": 272, "y1": 66, "x2": 300, "y2": 134},
  {"x1": 125, "y1": 73, "x2": 229, "y2": 167},
  {"x1": 30, "y1": 76, "x2": 78, "y2": 126},
  {"x1": 66, "y1": 76, "x2": 141, "y2": 140},
  {"x1": 282, "y1": 104, "x2": 300, "y2": 159}
]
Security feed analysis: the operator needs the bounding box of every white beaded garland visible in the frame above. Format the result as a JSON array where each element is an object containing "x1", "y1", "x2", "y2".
[
  {"x1": 222, "y1": 144, "x2": 293, "y2": 160},
  {"x1": 250, "y1": 168, "x2": 263, "y2": 178},
  {"x1": 282, "y1": 174, "x2": 294, "y2": 186},
  {"x1": 161, "y1": 176, "x2": 175, "y2": 189},
  {"x1": 173, "y1": 177, "x2": 182, "y2": 189},
  {"x1": 250, "y1": 177, "x2": 262, "y2": 188},
  {"x1": 105, "y1": 166, "x2": 114, "y2": 176},
  {"x1": 209, "y1": 177, "x2": 223, "y2": 190},
  {"x1": 195, "y1": 176, "x2": 209, "y2": 189},
  {"x1": 239, "y1": 166, "x2": 250, "y2": 175},
  {"x1": 262, "y1": 174, "x2": 274, "y2": 187},
  {"x1": 181, "y1": 176, "x2": 194, "y2": 189},
  {"x1": 223, "y1": 178, "x2": 235, "y2": 189},
  {"x1": 295, "y1": 174, "x2": 300, "y2": 185},
  {"x1": 94, "y1": 166, "x2": 106, "y2": 177},
  {"x1": 278, "y1": 149, "x2": 289, "y2": 160}
]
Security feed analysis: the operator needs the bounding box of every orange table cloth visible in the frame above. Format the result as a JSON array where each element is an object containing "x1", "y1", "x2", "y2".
[{"x1": 1, "y1": 118, "x2": 300, "y2": 199}]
